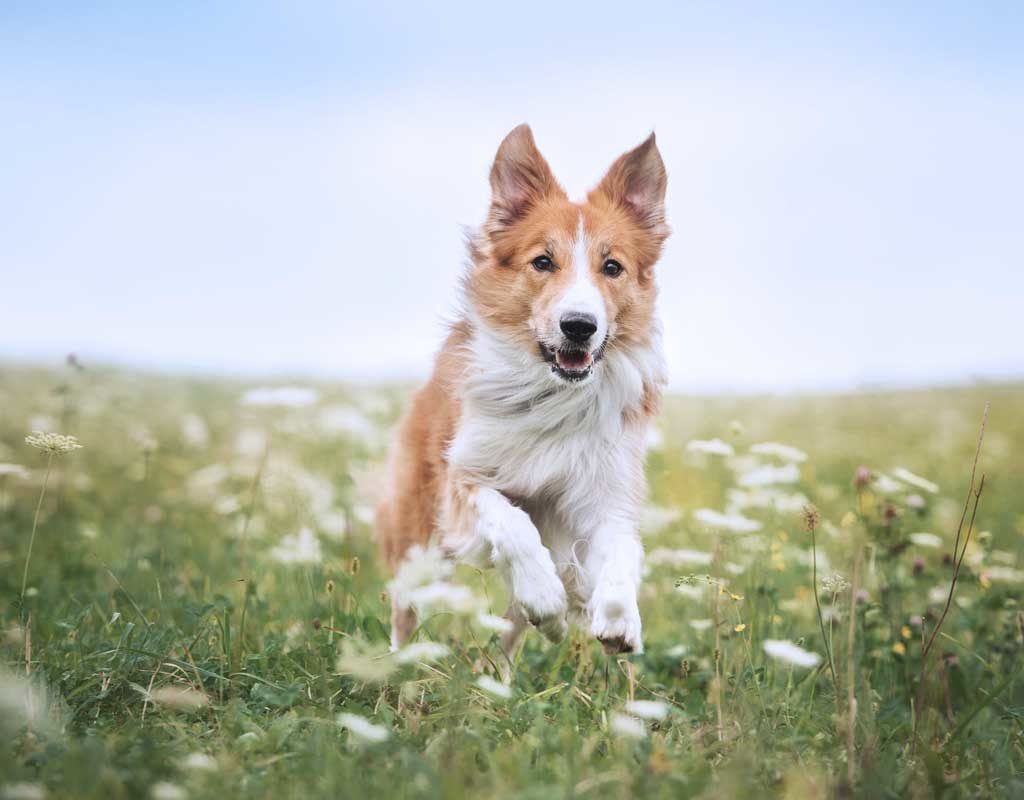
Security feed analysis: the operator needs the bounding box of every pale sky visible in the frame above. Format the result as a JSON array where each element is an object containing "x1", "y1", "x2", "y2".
[{"x1": 2, "y1": 3, "x2": 1022, "y2": 391}]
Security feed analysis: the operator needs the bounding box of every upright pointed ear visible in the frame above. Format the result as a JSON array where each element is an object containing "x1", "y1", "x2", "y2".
[
  {"x1": 593, "y1": 133, "x2": 668, "y2": 231},
  {"x1": 488, "y1": 124, "x2": 562, "y2": 227}
]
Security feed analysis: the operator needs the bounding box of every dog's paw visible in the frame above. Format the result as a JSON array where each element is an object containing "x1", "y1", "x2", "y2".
[
  {"x1": 512, "y1": 565, "x2": 568, "y2": 643},
  {"x1": 589, "y1": 584, "x2": 643, "y2": 654}
]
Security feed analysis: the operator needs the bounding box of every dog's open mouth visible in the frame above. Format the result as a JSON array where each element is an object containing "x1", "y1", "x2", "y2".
[{"x1": 539, "y1": 341, "x2": 605, "y2": 382}]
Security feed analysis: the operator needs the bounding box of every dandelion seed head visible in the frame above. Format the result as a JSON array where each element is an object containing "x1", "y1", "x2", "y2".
[{"x1": 25, "y1": 431, "x2": 82, "y2": 456}]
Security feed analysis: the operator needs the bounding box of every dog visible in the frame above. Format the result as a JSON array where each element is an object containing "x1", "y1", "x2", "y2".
[{"x1": 375, "y1": 124, "x2": 669, "y2": 657}]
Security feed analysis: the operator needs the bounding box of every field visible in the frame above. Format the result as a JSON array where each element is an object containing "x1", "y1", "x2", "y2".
[{"x1": 1, "y1": 364, "x2": 1023, "y2": 799}]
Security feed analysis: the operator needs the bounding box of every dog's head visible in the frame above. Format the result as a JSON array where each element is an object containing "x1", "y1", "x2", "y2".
[{"x1": 467, "y1": 124, "x2": 669, "y2": 384}]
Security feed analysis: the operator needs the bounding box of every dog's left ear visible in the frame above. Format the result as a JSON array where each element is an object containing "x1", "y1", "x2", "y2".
[{"x1": 593, "y1": 133, "x2": 668, "y2": 232}]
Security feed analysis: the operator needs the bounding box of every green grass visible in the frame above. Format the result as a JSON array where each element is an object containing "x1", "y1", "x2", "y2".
[{"x1": 2, "y1": 364, "x2": 1023, "y2": 798}]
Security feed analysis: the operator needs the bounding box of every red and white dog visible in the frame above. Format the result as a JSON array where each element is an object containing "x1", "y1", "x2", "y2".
[{"x1": 376, "y1": 124, "x2": 669, "y2": 657}]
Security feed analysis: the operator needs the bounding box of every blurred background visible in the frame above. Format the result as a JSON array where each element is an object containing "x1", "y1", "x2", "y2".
[{"x1": 2, "y1": 2, "x2": 1022, "y2": 392}]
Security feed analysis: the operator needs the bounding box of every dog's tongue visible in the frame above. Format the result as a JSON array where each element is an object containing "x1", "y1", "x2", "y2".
[{"x1": 555, "y1": 349, "x2": 592, "y2": 371}]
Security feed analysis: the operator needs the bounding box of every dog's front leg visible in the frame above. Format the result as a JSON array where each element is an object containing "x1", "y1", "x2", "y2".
[
  {"x1": 445, "y1": 484, "x2": 568, "y2": 642},
  {"x1": 586, "y1": 520, "x2": 644, "y2": 654}
]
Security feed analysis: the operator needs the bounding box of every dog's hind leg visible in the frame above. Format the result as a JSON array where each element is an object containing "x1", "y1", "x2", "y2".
[{"x1": 390, "y1": 602, "x2": 417, "y2": 652}]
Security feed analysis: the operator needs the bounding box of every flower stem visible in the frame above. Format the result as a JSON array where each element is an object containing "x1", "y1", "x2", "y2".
[
  {"x1": 811, "y1": 527, "x2": 840, "y2": 705},
  {"x1": 21, "y1": 453, "x2": 54, "y2": 606}
]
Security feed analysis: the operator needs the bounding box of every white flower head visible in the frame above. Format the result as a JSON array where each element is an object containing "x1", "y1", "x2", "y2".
[
  {"x1": 891, "y1": 467, "x2": 939, "y2": 495},
  {"x1": 2, "y1": 783, "x2": 47, "y2": 800},
  {"x1": 336, "y1": 639, "x2": 395, "y2": 683},
  {"x1": 0, "y1": 464, "x2": 30, "y2": 479},
  {"x1": 388, "y1": 545, "x2": 453, "y2": 607},
  {"x1": 241, "y1": 386, "x2": 320, "y2": 408},
  {"x1": 476, "y1": 612, "x2": 515, "y2": 634},
  {"x1": 148, "y1": 686, "x2": 208, "y2": 712},
  {"x1": 475, "y1": 675, "x2": 513, "y2": 700},
  {"x1": 736, "y1": 462, "x2": 800, "y2": 488},
  {"x1": 763, "y1": 639, "x2": 822, "y2": 669},
  {"x1": 909, "y1": 532, "x2": 943, "y2": 549},
  {"x1": 394, "y1": 641, "x2": 450, "y2": 666},
  {"x1": 692, "y1": 508, "x2": 762, "y2": 534},
  {"x1": 337, "y1": 712, "x2": 390, "y2": 743},
  {"x1": 269, "y1": 527, "x2": 322, "y2": 566},
  {"x1": 179, "y1": 752, "x2": 217, "y2": 772},
  {"x1": 150, "y1": 785, "x2": 186, "y2": 800},
  {"x1": 25, "y1": 431, "x2": 82, "y2": 456},
  {"x1": 687, "y1": 438, "x2": 735, "y2": 457},
  {"x1": 821, "y1": 572, "x2": 851, "y2": 594},
  {"x1": 624, "y1": 699, "x2": 669, "y2": 720},
  {"x1": 609, "y1": 712, "x2": 647, "y2": 739},
  {"x1": 749, "y1": 442, "x2": 807, "y2": 463}
]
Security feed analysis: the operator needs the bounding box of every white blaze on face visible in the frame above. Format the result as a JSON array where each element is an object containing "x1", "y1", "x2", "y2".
[{"x1": 553, "y1": 215, "x2": 608, "y2": 347}]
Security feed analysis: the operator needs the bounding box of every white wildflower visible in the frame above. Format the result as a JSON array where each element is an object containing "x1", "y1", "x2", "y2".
[
  {"x1": 675, "y1": 584, "x2": 703, "y2": 600},
  {"x1": 180, "y1": 413, "x2": 210, "y2": 448},
  {"x1": 408, "y1": 582, "x2": 483, "y2": 615},
  {"x1": 25, "y1": 431, "x2": 82, "y2": 455},
  {"x1": 150, "y1": 782, "x2": 186, "y2": 800},
  {"x1": 178, "y1": 752, "x2": 217, "y2": 772},
  {"x1": 319, "y1": 405, "x2": 378, "y2": 441},
  {"x1": 234, "y1": 428, "x2": 268, "y2": 458},
  {"x1": 689, "y1": 619, "x2": 713, "y2": 632},
  {"x1": 241, "y1": 386, "x2": 319, "y2": 408},
  {"x1": 686, "y1": 438, "x2": 734, "y2": 457},
  {"x1": 476, "y1": 612, "x2": 515, "y2": 634},
  {"x1": 906, "y1": 493, "x2": 926, "y2": 510},
  {"x1": 872, "y1": 473, "x2": 904, "y2": 494},
  {"x1": 148, "y1": 686, "x2": 208, "y2": 712},
  {"x1": 727, "y1": 487, "x2": 809, "y2": 514},
  {"x1": 692, "y1": 508, "x2": 762, "y2": 533},
  {"x1": 763, "y1": 639, "x2": 822, "y2": 669},
  {"x1": 909, "y1": 532, "x2": 943, "y2": 548},
  {"x1": 316, "y1": 509, "x2": 348, "y2": 540},
  {"x1": 639, "y1": 505, "x2": 681, "y2": 535},
  {"x1": 388, "y1": 545, "x2": 452, "y2": 607},
  {"x1": 475, "y1": 675, "x2": 512, "y2": 700},
  {"x1": 624, "y1": 700, "x2": 669, "y2": 720},
  {"x1": 2, "y1": 783, "x2": 46, "y2": 800},
  {"x1": 0, "y1": 464, "x2": 30, "y2": 479},
  {"x1": 821, "y1": 572, "x2": 851, "y2": 594},
  {"x1": 609, "y1": 712, "x2": 647, "y2": 739},
  {"x1": 394, "y1": 641, "x2": 450, "y2": 666},
  {"x1": 983, "y1": 567, "x2": 1024, "y2": 584},
  {"x1": 337, "y1": 712, "x2": 390, "y2": 743},
  {"x1": 269, "y1": 527, "x2": 322, "y2": 566},
  {"x1": 665, "y1": 644, "x2": 688, "y2": 658},
  {"x1": 736, "y1": 462, "x2": 800, "y2": 488},
  {"x1": 212, "y1": 496, "x2": 241, "y2": 515},
  {"x1": 750, "y1": 442, "x2": 807, "y2": 463},
  {"x1": 646, "y1": 548, "x2": 714, "y2": 568},
  {"x1": 891, "y1": 467, "x2": 939, "y2": 495},
  {"x1": 336, "y1": 639, "x2": 395, "y2": 683}
]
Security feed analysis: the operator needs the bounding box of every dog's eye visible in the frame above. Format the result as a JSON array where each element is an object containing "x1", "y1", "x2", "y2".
[
  {"x1": 601, "y1": 259, "x2": 624, "y2": 278},
  {"x1": 532, "y1": 255, "x2": 556, "y2": 272}
]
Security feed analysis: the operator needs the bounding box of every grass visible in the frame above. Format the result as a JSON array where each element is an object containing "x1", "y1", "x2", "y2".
[{"x1": 2, "y1": 363, "x2": 1023, "y2": 798}]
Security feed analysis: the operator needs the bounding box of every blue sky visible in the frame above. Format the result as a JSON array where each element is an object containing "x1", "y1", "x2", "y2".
[{"x1": 2, "y1": 2, "x2": 1022, "y2": 391}]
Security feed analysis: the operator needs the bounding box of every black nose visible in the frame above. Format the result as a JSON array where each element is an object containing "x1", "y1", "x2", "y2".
[{"x1": 559, "y1": 312, "x2": 598, "y2": 344}]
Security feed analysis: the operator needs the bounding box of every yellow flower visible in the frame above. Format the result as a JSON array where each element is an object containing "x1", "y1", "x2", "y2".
[
  {"x1": 892, "y1": 642, "x2": 906, "y2": 656},
  {"x1": 900, "y1": 626, "x2": 912, "y2": 640},
  {"x1": 840, "y1": 511, "x2": 858, "y2": 529},
  {"x1": 734, "y1": 623, "x2": 746, "y2": 633}
]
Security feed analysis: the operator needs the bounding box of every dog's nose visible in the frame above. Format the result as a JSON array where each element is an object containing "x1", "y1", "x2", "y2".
[{"x1": 559, "y1": 312, "x2": 598, "y2": 344}]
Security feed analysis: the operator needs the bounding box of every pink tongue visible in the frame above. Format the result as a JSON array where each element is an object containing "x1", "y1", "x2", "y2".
[{"x1": 556, "y1": 350, "x2": 591, "y2": 370}]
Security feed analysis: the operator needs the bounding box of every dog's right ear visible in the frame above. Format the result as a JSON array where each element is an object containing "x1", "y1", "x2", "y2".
[{"x1": 488, "y1": 124, "x2": 562, "y2": 226}]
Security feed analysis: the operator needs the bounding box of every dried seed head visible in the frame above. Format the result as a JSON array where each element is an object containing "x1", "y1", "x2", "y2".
[{"x1": 800, "y1": 504, "x2": 821, "y2": 533}]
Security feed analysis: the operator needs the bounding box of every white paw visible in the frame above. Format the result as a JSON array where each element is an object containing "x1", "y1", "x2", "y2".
[
  {"x1": 589, "y1": 584, "x2": 643, "y2": 654},
  {"x1": 511, "y1": 563, "x2": 568, "y2": 643}
]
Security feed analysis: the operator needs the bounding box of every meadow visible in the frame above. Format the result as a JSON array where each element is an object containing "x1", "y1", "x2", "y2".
[{"x1": 1, "y1": 363, "x2": 1022, "y2": 799}]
